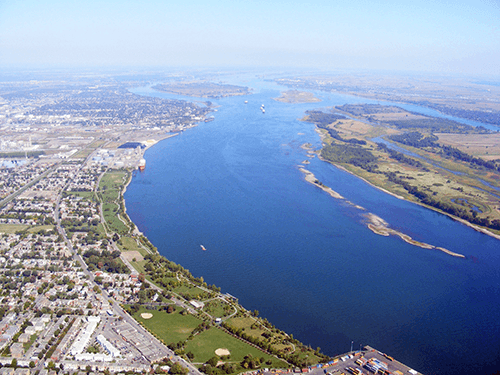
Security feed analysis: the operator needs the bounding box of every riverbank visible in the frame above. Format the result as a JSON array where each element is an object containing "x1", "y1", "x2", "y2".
[
  {"x1": 306, "y1": 113, "x2": 500, "y2": 242},
  {"x1": 320, "y1": 153, "x2": 500, "y2": 243}
]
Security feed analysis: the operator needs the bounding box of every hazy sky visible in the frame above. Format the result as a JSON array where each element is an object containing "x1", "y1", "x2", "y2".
[{"x1": 1, "y1": 0, "x2": 499, "y2": 76}]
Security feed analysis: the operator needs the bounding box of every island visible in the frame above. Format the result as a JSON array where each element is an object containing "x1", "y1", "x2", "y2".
[
  {"x1": 152, "y1": 82, "x2": 251, "y2": 98},
  {"x1": 275, "y1": 74, "x2": 500, "y2": 126},
  {"x1": 301, "y1": 104, "x2": 500, "y2": 238},
  {"x1": 273, "y1": 90, "x2": 321, "y2": 103}
]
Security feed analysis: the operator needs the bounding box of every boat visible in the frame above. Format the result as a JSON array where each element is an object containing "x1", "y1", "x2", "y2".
[
  {"x1": 261, "y1": 107, "x2": 265, "y2": 113},
  {"x1": 244, "y1": 100, "x2": 248, "y2": 104},
  {"x1": 200, "y1": 245, "x2": 206, "y2": 251},
  {"x1": 138, "y1": 158, "x2": 146, "y2": 171}
]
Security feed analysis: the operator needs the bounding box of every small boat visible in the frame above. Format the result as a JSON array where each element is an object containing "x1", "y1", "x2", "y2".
[
  {"x1": 244, "y1": 100, "x2": 248, "y2": 104},
  {"x1": 200, "y1": 245, "x2": 206, "y2": 251}
]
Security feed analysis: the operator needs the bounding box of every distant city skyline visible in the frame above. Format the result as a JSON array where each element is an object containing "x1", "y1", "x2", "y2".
[{"x1": 0, "y1": 0, "x2": 499, "y2": 77}]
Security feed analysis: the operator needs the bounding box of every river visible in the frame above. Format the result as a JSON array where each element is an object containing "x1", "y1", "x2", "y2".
[{"x1": 125, "y1": 77, "x2": 500, "y2": 375}]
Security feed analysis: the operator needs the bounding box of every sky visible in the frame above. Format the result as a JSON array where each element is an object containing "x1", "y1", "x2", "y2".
[{"x1": 0, "y1": 0, "x2": 499, "y2": 76}]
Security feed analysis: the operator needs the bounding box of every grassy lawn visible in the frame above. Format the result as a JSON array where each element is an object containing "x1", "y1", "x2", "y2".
[
  {"x1": 172, "y1": 285, "x2": 209, "y2": 300},
  {"x1": 27, "y1": 225, "x2": 55, "y2": 233},
  {"x1": 134, "y1": 308, "x2": 200, "y2": 344},
  {"x1": 23, "y1": 334, "x2": 38, "y2": 351},
  {"x1": 100, "y1": 189, "x2": 121, "y2": 202},
  {"x1": 95, "y1": 223, "x2": 107, "y2": 237},
  {"x1": 0, "y1": 224, "x2": 30, "y2": 233},
  {"x1": 202, "y1": 299, "x2": 234, "y2": 318},
  {"x1": 0, "y1": 224, "x2": 56, "y2": 234},
  {"x1": 185, "y1": 325, "x2": 287, "y2": 367},
  {"x1": 100, "y1": 171, "x2": 127, "y2": 191},
  {"x1": 103, "y1": 203, "x2": 129, "y2": 233},
  {"x1": 226, "y1": 316, "x2": 267, "y2": 340},
  {"x1": 130, "y1": 259, "x2": 147, "y2": 274},
  {"x1": 226, "y1": 316, "x2": 295, "y2": 357},
  {"x1": 99, "y1": 170, "x2": 131, "y2": 235},
  {"x1": 117, "y1": 236, "x2": 145, "y2": 253}
]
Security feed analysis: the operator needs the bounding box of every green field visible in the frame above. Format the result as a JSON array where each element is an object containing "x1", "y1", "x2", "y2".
[
  {"x1": 98, "y1": 170, "x2": 132, "y2": 235},
  {"x1": 173, "y1": 285, "x2": 210, "y2": 300},
  {"x1": 102, "y1": 203, "x2": 129, "y2": 234},
  {"x1": 134, "y1": 308, "x2": 201, "y2": 344},
  {"x1": 0, "y1": 224, "x2": 55, "y2": 234},
  {"x1": 185, "y1": 324, "x2": 287, "y2": 367},
  {"x1": 203, "y1": 299, "x2": 234, "y2": 318},
  {"x1": 100, "y1": 170, "x2": 128, "y2": 191},
  {"x1": 225, "y1": 316, "x2": 296, "y2": 355},
  {"x1": 0, "y1": 224, "x2": 29, "y2": 233},
  {"x1": 130, "y1": 259, "x2": 147, "y2": 274},
  {"x1": 133, "y1": 307, "x2": 287, "y2": 368},
  {"x1": 117, "y1": 236, "x2": 146, "y2": 253}
]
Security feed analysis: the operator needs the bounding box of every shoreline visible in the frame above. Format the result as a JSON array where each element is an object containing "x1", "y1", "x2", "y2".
[
  {"x1": 310, "y1": 126, "x2": 500, "y2": 242},
  {"x1": 326, "y1": 155, "x2": 500, "y2": 242},
  {"x1": 299, "y1": 166, "x2": 466, "y2": 258}
]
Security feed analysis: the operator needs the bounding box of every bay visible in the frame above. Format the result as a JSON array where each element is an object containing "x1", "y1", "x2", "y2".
[{"x1": 125, "y1": 79, "x2": 500, "y2": 375}]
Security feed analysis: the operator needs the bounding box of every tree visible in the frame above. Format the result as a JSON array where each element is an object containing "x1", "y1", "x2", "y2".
[
  {"x1": 206, "y1": 356, "x2": 219, "y2": 367},
  {"x1": 169, "y1": 363, "x2": 188, "y2": 375}
]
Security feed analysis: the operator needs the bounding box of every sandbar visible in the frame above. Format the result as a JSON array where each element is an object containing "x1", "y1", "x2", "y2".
[{"x1": 299, "y1": 167, "x2": 466, "y2": 258}]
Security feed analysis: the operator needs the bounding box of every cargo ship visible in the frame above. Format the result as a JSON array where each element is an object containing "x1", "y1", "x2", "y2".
[{"x1": 138, "y1": 158, "x2": 146, "y2": 171}]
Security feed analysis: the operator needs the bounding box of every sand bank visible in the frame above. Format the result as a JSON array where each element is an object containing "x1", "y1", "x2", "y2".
[{"x1": 299, "y1": 167, "x2": 466, "y2": 258}]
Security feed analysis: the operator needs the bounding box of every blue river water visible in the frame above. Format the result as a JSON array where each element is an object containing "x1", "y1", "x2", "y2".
[{"x1": 125, "y1": 80, "x2": 500, "y2": 375}]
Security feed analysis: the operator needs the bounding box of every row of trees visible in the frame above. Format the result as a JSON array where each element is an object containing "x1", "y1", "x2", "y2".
[
  {"x1": 321, "y1": 144, "x2": 377, "y2": 171},
  {"x1": 389, "y1": 131, "x2": 500, "y2": 172},
  {"x1": 384, "y1": 171, "x2": 500, "y2": 229},
  {"x1": 376, "y1": 143, "x2": 427, "y2": 170}
]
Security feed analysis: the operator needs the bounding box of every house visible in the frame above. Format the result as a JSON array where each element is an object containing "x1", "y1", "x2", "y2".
[
  {"x1": 14, "y1": 369, "x2": 30, "y2": 375},
  {"x1": 18, "y1": 333, "x2": 31, "y2": 343},
  {"x1": 10, "y1": 342, "x2": 24, "y2": 358},
  {"x1": 0, "y1": 367, "x2": 15, "y2": 375},
  {"x1": 189, "y1": 300, "x2": 204, "y2": 309}
]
